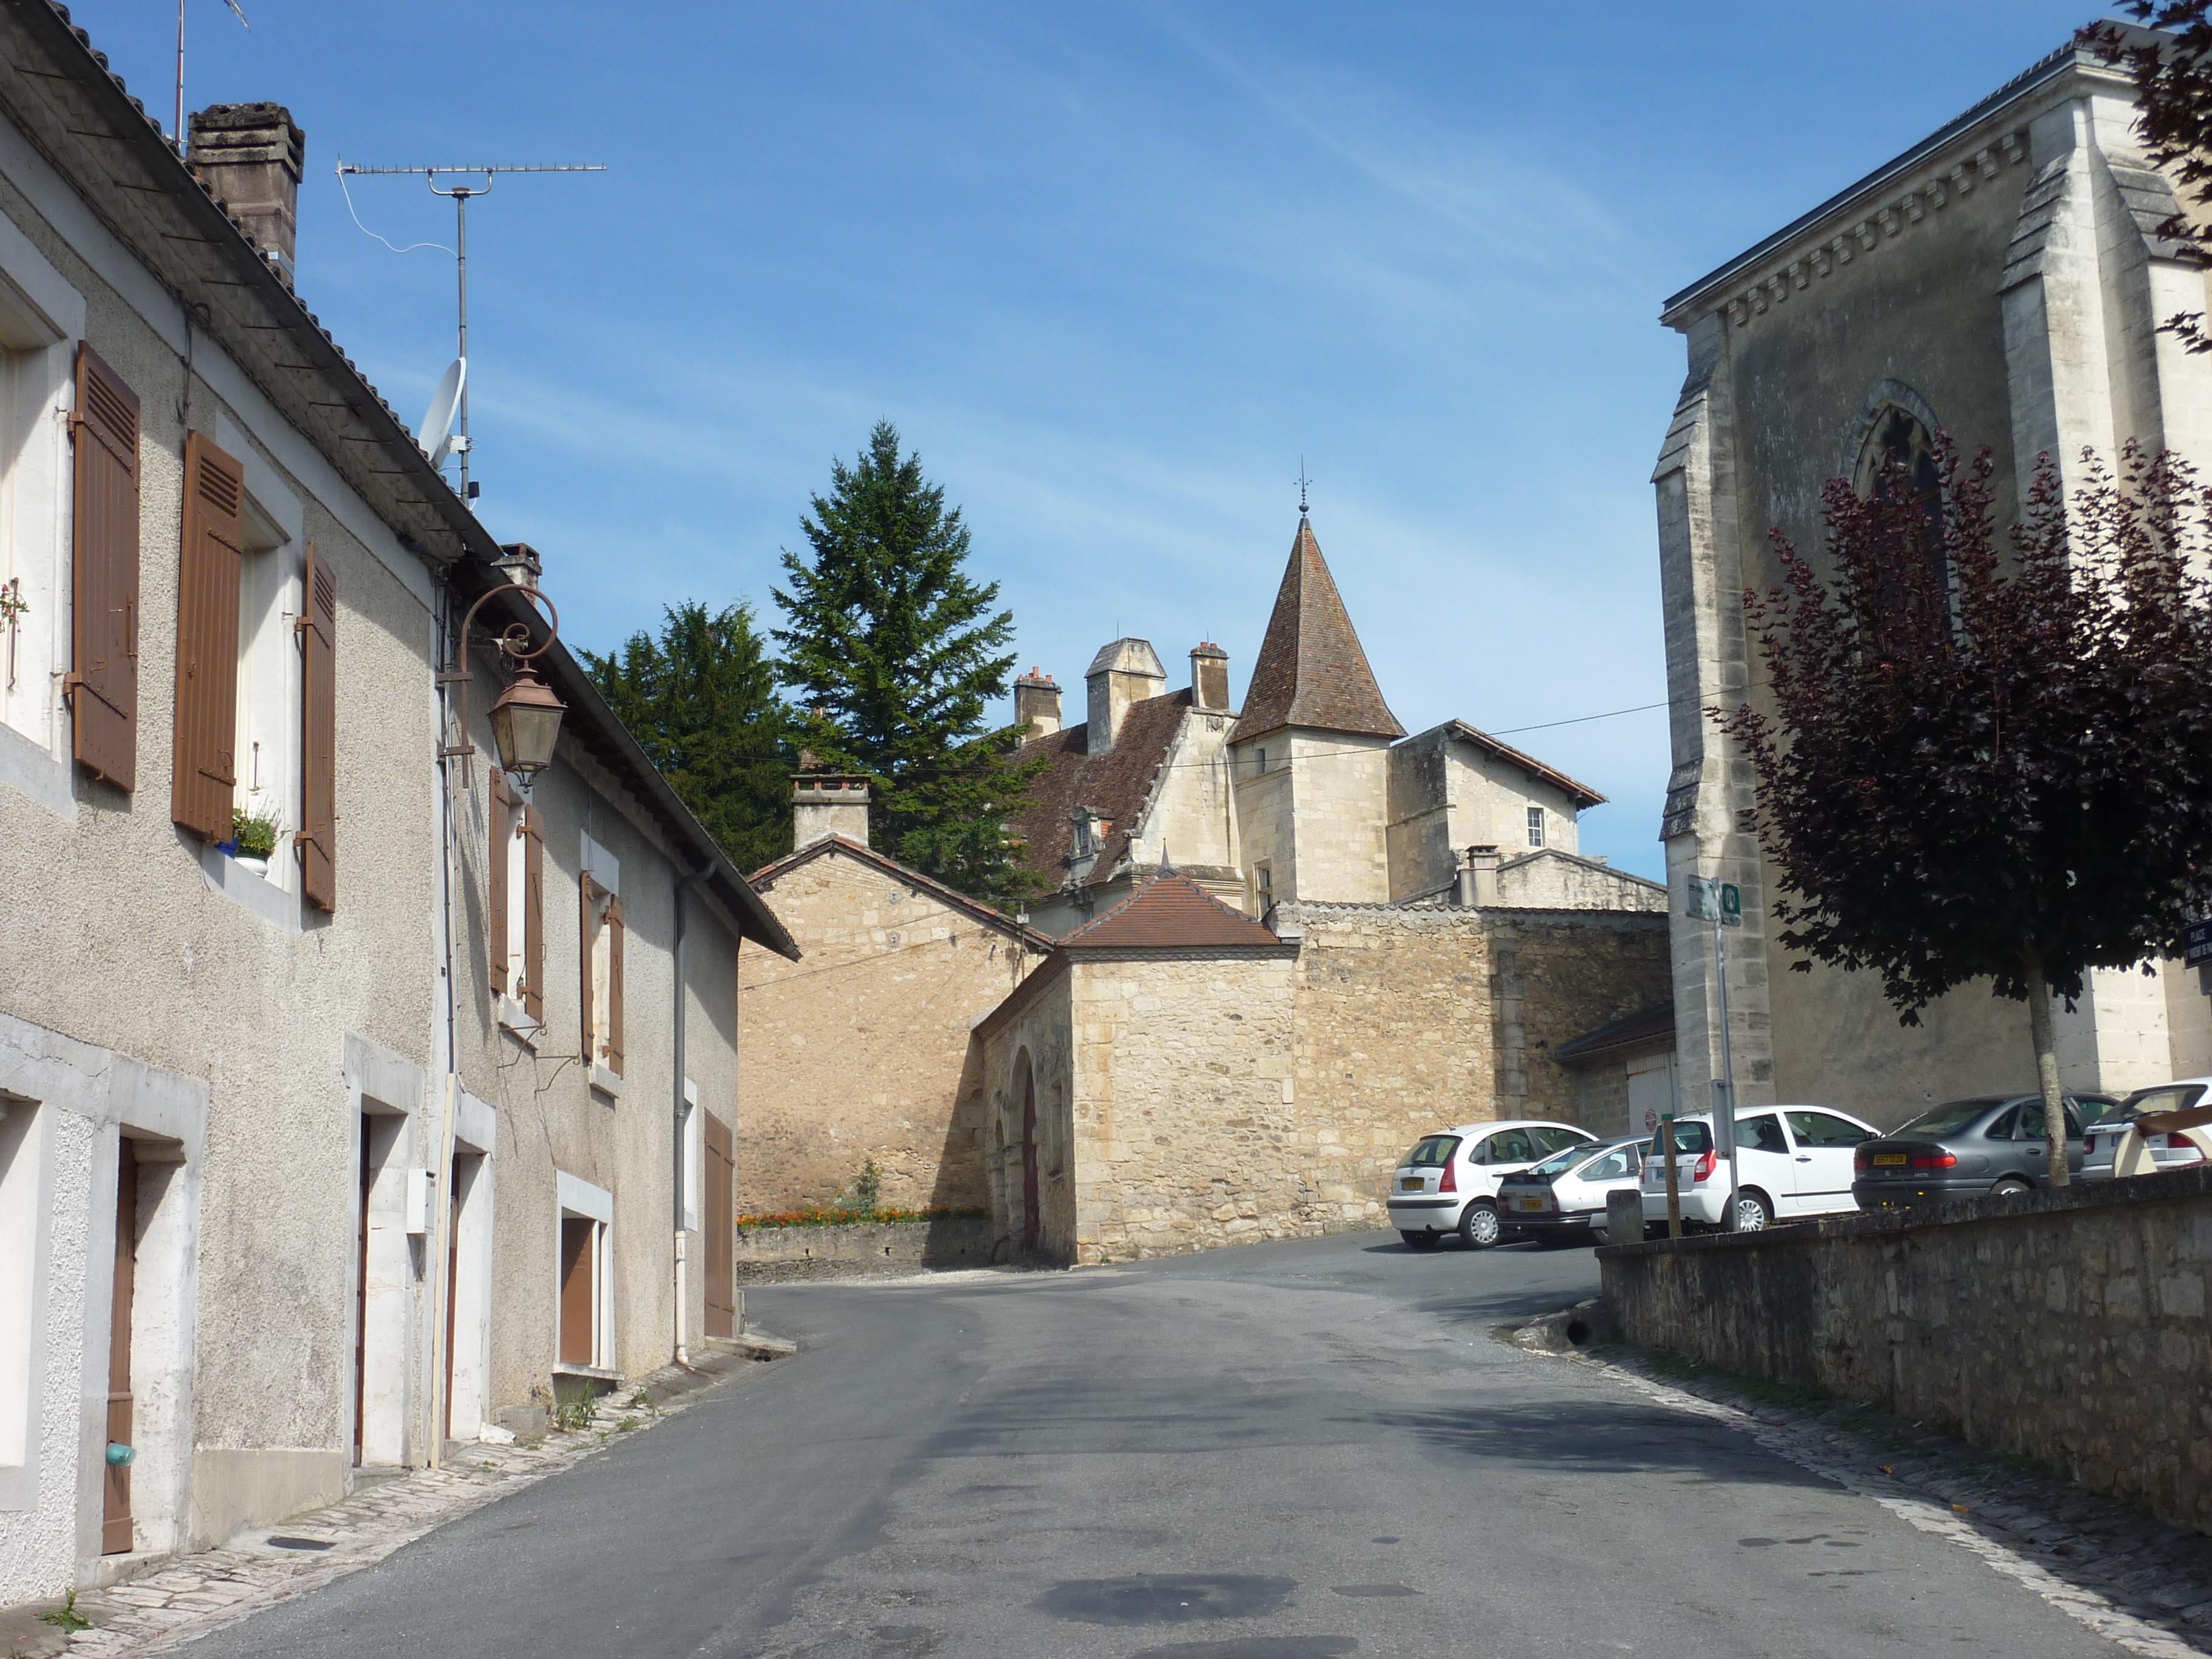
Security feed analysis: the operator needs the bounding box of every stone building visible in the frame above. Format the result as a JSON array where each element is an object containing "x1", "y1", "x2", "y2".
[
  {"x1": 1011, "y1": 516, "x2": 1622, "y2": 933},
  {"x1": 0, "y1": 16, "x2": 794, "y2": 1604},
  {"x1": 1654, "y1": 25, "x2": 2212, "y2": 1128},
  {"x1": 739, "y1": 778, "x2": 1050, "y2": 1216},
  {"x1": 949, "y1": 512, "x2": 1675, "y2": 1264}
]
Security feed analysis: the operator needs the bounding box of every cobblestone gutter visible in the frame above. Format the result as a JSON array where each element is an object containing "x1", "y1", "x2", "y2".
[{"x1": 0, "y1": 1339, "x2": 789, "y2": 1658}]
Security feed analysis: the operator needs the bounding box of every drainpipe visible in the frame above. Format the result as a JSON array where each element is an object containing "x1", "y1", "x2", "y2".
[{"x1": 672, "y1": 857, "x2": 717, "y2": 1366}]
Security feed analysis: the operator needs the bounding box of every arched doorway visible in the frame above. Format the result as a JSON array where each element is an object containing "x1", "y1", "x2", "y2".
[{"x1": 1014, "y1": 1050, "x2": 1039, "y2": 1254}]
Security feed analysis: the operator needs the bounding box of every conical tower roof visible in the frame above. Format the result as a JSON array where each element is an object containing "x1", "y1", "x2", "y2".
[{"x1": 1227, "y1": 517, "x2": 1404, "y2": 743}]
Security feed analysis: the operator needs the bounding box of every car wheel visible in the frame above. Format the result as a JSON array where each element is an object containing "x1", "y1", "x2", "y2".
[
  {"x1": 1729, "y1": 1190, "x2": 1772, "y2": 1232},
  {"x1": 1991, "y1": 1176, "x2": 2033, "y2": 1197},
  {"x1": 1458, "y1": 1202, "x2": 1501, "y2": 1250},
  {"x1": 1400, "y1": 1230, "x2": 1441, "y2": 1250}
]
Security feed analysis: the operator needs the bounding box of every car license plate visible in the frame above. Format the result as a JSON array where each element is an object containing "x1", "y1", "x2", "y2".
[
  {"x1": 1513, "y1": 1196, "x2": 1546, "y2": 1212},
  {"x1": 1873, "y1": 1153, "x2": 1906, "y2": 1165},
  {"x1": 1399, "y1": 1176, "x2": 1423, "y2": 1191}
]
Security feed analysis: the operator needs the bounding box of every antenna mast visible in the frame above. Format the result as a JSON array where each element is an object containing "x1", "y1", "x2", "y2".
[{"x1": 334, "y1": 163, "x2": 605, "y2": 501}]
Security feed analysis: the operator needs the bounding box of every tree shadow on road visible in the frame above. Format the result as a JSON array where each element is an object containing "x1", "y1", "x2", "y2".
[{"x1": 1364, "y1": 1397, "x2": 1834, "y2": 1489}]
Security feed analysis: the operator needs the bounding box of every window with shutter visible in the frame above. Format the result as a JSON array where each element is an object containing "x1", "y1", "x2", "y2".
[
  {"x1": 69, "y1": 344, "x2": 139, "y2": 788},
  {"x1": 580, "y1": 878, "x2": 598, "y2": 1064},
  {"x1": 488, "y1": 769, "x2": 514, "y2": 997},
  {"x1": 605, "y1": 894, "x2": 624, "y2": 1076},
  {"x1": 171, "y1": 432, "x2": 244, "y2": 840},
  {"x1": 521, "y1": 805, "x2": 545, "y2": 1023},
  {"x1": 297, "y1": 543, "x2": 337, "y2": 910}
]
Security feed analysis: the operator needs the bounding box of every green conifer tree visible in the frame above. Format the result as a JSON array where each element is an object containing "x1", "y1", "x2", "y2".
[
  {"x1": 586, "y1": 599, "x2": 796, "y2": 874},
  {"x1": 772, "y1": 421, "x2": 1043, "y2": 903}
]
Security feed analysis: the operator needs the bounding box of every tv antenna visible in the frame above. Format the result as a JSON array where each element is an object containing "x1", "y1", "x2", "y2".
[
  {"x1": 173, "y1": 0, "x2": 252, "y2": 158},
  {"x1": 333, "y1": 163, "x2": 605, "y2": 501}
]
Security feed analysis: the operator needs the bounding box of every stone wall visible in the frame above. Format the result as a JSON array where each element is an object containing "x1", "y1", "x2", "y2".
[
  {"x1": 732, "y1": 1215, "x2": 993, "y2": 1276},
  {"x1": 1600, "y1": 1167, "x2": 2212, "y2": 1534},
  {"x1": 1284, "y1": 905, "x2": 1495, "y2": 1222},
  {"x1": 973, "y1": 960, "x2": 1078, "y2": 1261},
  {"x1": 1065, "y1": 952, "x2": 1302, "y2": 1262},
  {"x1": 1488, "y1": 910, "x2": 1673, "y2": 1125},
  {"x1": 739, "y1": 846, "x2": 1045, "y2": 1213}
]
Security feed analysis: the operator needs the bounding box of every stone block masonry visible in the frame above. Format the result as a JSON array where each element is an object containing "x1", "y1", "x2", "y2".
[{"x1": 1600, "y1": 1165, "x2": 2212, "y2": 1535}]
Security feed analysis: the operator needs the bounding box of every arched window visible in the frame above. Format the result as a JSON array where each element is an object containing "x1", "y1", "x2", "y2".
[{"x1": 1852, "y1": 397, "x2": 1948, "y2": 601}]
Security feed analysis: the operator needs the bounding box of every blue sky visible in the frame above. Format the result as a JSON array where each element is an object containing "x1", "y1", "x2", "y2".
[{"x1": 83, "y1": 1, "x2": 2100, "y2": 877}]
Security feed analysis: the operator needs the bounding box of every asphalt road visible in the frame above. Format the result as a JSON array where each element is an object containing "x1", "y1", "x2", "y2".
[{"x1": 184, "y1": 1232, "x2": 2126, "y2": 1658}]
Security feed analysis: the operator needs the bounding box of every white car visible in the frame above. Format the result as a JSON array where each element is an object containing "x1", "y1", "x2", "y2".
[
  {"x1": 2083, "y1": 1078, "x2": 2212, "y2": 1180},
  {"x1": 1387, "y1": 1120, "x2": 1598, "y2": 1250},
  {"x1": 1640, "y1": 1104, "x2": 1880, "y2": 1232},
  {"x1": 1495, "y1": 1136, "x2": 1647, "y2": 1245}
]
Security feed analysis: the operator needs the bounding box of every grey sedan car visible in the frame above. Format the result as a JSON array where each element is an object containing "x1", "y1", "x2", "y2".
[{"x1": 1851, "y1": 1092, "x2": 2125, "y2": 1210}]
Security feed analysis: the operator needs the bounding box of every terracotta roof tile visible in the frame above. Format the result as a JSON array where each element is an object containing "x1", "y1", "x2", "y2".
[
  {"x1": 1010, "y1": 689, "x2": 1190, "y2": 890},
  {"x1": 1061, "y1": 869, "x2": 1288, "y2": 951},
  {"x1": 1228, "y1": 518, "x2": 1404, "y2": 743}
]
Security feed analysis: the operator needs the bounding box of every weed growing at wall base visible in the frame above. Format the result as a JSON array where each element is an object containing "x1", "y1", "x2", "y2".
[{"x1": 735, "y1": 1204, "x2": 987, "y2": 1233}]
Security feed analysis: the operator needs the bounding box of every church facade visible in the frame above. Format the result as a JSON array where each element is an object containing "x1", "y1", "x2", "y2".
[{"x1": 1654, "y1": 26, "x2": 2212, "y2": 1127}]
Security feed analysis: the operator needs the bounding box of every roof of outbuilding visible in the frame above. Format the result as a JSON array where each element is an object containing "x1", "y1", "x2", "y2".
[
  {"x1": 1059, "y1": 868, "x2": 1290, "y2": 952},
  {"x1": 1435, "y1": 720, "x2": 1608, "y2": 809},
  {"x1": 1554, "y1": 1002, "x2": 1676, "y2": 1065},
  {"x1": 1228, "y1": 517, "x2": 1404, "y2": 745},
  {"x1": 749, "y1": 833, "x2": 1054, "y2": 953},
  {"x1": 1011, "y1": 688, "x2": 1191, "y2": 890}
]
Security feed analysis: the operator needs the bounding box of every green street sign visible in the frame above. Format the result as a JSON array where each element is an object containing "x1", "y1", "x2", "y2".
[{"x1": 1686, "y1": 876, "x2": 1743, "y2": 927}]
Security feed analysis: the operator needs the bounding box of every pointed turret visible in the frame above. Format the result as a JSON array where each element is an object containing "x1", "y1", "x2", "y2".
[{"x1": 1227, "y1": 517, "x2": 1404, "y2": 744}]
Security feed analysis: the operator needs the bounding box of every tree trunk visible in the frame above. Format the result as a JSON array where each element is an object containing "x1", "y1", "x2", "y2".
[{"x1": 2022, "y1": 948, "x2": 2070, "y2": 1188}]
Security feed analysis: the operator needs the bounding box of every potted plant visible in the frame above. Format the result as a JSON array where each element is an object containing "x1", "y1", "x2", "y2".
[{"x1": 230, "y1": 805, "x2": 282, "y2": 877}]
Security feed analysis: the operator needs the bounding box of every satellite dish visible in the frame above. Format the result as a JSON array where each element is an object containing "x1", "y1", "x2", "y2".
[{"x1": 418, "y1": 357, "x2": 465, "y2": 467}]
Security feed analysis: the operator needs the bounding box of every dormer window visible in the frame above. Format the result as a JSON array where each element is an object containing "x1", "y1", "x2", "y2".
[{"x1": 1071, "y1": 806, "x2": 1102, "y2": 860}]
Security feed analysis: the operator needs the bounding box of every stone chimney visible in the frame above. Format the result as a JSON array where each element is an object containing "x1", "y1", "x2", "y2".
[
  {"x1": 1014, "y1": 668, "x2": 1062, "y2": 738},
  {"x1": 1190, "y1": 642, "x2": 1229, "y2": 711},
  {"x1": 1085, "y1": 638, "x2": 1167, "y2": 757},
  {"x1": 495, "y1": 543, "x2": 541, "y2": 591},
  {"x1": 794, "y1": 774, "x2": 870, "y2": 850},
  {"x1": 188, "y1": 103, "x2": 305, "y2": 287},
  {"x1": 1457, "y1": 844, "x2": 1501, "y2": 908}
]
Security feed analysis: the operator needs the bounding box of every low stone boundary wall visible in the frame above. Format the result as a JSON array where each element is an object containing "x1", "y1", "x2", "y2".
[
  {"x1": 1597, "y1": 1165, "x2": 2212, "y2": 1535},
  {"x1": 733, "y1": 1215, "x2": 993, "y2": 1278}
]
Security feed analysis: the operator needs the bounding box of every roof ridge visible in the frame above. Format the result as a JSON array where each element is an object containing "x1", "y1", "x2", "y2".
[{"x1": 752, "y1": 834, "x2": 1053, "y2": 950}]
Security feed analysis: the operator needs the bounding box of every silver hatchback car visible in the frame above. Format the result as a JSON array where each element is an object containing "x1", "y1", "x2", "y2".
[{"x1": 1386, "y1": 1120, "x2": 1597, "y2": 1250}]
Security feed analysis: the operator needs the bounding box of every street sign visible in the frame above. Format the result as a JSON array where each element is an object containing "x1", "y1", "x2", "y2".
[
  {"x1": 1643, "y1": 1107, "x2": 1659, "y2": 1132},
  {"x1": 1686, "y1": 877, "x2": 1743, "y2": 927},
  {"x1": 2185, "y1": 916, "x2": 2212, "y2": 970}
]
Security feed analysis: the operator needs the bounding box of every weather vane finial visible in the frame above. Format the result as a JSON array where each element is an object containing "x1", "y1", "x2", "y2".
[{"x1": 1297, "y1": 457, "x2": 1311, "y2": 519}]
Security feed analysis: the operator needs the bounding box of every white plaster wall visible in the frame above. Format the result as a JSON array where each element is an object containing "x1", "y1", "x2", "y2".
[{"x1": 0, "y1": 1104, "x2": 89, "y2": 1603}]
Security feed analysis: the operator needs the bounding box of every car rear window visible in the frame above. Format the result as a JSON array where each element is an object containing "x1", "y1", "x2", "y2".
[
  {"x1": 1405, "y1": 1134, "x2": 1461, "y2": 1168},
  {"x1": 2123, "y1": 1085, "x2": 2205, "y2": 1119},
  {"x1": 1577, "y1": 1147, "x2": 1637, "y2": 1182},
  {"x1": 1522, "y1": 1145, "x2": 1587, "y2": 1177},
  {"x1": 1649, "y1": 1120, "x2": 1712, "y2": 1156},
  {"x1": 1895, "y1": 1100, "x2": 2000, "y2": 1138}
]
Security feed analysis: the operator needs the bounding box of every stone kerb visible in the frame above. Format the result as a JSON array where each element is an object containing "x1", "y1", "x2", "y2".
[{"x1": 1598, "y1": 1165, "x2": 2212, "y2": 1533}]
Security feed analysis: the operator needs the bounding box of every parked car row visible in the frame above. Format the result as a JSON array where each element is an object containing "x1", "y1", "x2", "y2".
[{"x1": 1387, "y1": 1078, "x2": 2211, "y2": 1252}]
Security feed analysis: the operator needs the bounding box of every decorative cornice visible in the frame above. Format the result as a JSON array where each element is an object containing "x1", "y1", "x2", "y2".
[{"x1": 1717, "y1": 131, "x2": 2029, "y2": 333}]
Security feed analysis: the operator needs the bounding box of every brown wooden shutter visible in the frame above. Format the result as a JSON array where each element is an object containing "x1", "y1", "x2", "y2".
[
  {"x1": 69, "y1": 344, "x2": 141, "y2": 789},
  {"x1": 579, "y1": 880, "x2": 597, "y2": 1064},
  {"x1": 297, "y1": 543, "x2": 337, "y2": 911},
  {"x1": 522, "y1": 804, "x2": 545, "y2": 1022},
  {"x1": 488, "y1": 770, "x2": 513, "y2": 997},
  {"x1": 557, "y1": 1216, "x2": 594, "y2": 1366},
  {"x1": 605, "y1": 893, "x2": 625, "y2": 1076},
  {"x1": 171, "y1": 431, "x2": 244, "y2": 840}
]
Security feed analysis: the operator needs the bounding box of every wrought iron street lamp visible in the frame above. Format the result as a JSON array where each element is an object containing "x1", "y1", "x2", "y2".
[{"x1": 440, "y1": 578, "x2": 564, "y2": 788}]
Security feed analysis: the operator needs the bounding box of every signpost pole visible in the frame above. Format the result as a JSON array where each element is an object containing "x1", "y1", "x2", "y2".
[{"x1": 1714, "y1": 906, "x2": 1740, "y2": 1227}]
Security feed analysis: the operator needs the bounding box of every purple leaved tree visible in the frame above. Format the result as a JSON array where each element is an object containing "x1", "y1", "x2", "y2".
[{"x1": 1717, "y1": 440, "x2": 2212, "y2": 1185}]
